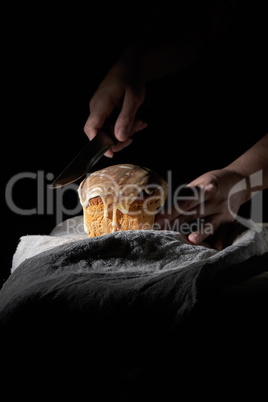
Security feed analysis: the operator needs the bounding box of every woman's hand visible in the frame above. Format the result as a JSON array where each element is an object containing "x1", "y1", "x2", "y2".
[
  {"x1": 156, "y1": 168, "x2": 250, "y2": 249},
  {"x1": 84, "y1": 59, "x2": 147, "y2": 157}
]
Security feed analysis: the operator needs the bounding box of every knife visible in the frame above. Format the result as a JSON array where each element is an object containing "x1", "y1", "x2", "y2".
[{"x1": 49, "y1": 128, "x2": 118, "y2": 189}]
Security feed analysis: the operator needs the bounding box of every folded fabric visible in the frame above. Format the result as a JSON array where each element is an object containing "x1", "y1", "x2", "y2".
[
  {"x1": 11, "y1": 216, "x2": 218, "y2": 273},
  {"x1": 11, "y1": 216, "x2": 88, "y2": 273},
  {"x1": 1, "y1": 217, "x2": 267, "y2": 331}
]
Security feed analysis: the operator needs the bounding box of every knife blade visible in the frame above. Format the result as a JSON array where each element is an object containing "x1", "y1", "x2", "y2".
[{"x1": 49, "y1": 129, "x2": 117, "y2": 189}]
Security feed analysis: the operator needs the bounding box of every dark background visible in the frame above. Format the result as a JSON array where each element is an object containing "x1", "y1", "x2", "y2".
[{"x1": 3, "y1": 2, "x2": 268, "y2": 286}]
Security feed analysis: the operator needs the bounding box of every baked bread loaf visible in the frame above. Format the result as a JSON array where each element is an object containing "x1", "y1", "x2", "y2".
[{"x1": 78, "y1": 164, "x2": 168, "y2": 237}]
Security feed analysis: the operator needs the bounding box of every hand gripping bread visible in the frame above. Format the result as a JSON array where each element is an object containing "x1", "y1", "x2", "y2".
[{"x1": 78, "y1": 164, "x2": 168, "y2": 237}]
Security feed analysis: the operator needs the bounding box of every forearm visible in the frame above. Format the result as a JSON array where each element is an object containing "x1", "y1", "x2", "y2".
[{"x1": 225, "y1": 134, "x2": 268, "y2": 201}]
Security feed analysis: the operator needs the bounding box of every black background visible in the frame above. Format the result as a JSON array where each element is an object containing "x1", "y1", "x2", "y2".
[{"x1": 3, "y1": 2, "x2": 268, "y2": 286}]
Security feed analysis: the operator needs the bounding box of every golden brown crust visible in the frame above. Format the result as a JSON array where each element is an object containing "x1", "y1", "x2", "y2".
[
  {"x1": 78, "y1": 164, "x2": 168, "y2": 238},
  {"x1": 84, "y1": 196, "x2": 160, "y2": 237}
]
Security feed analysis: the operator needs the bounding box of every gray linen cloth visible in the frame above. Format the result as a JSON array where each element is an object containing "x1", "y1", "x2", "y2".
[{"x1": 1, "y1": 216, "x2": 267, "y2": 329}]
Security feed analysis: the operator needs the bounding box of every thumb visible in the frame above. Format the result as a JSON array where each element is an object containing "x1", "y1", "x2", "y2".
[{"x1": 114, "y1": 90, "x2": 144, "y2": 142}]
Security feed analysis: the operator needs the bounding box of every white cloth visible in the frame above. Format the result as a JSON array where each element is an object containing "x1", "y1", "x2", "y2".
[
  {"x1": 11, "y1": 216, "x2": 268, "y2": 275},
  {"x1": 11, "y1": 216, "x2": 87, "y2": 273},
  {"x1": 2, "y1": 216, "x2": 267, "y2": 333}
]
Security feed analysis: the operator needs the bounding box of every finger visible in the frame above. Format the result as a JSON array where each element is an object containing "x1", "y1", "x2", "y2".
[
  {"x1": 111, "y1": 137, "x2": 133, "y2": 153},
  {"x1": 109, "y1": 119, "x2": 147, "y2": 154},
  {"x1": 156, "y1": 188, "x2": 200, "y2": 228},
  {"x1": 171, "y1": 182, "x2": 218, "y2": 220},
  {"x1": 174, "y1": 186, "x2": 204, "y2": 217},
  {"x1": 155, "y1": 204, "x2": 179, "y2": 228},
  {"x1": 130, "y1": 119, "x2": 148, "y2": 135},
  {"x1": 114, "y1": 90, "x2": 143, "y2": 141},
  {"x1": 84, "y1": 97, "x2": 115, "y2": 140},
  {"x1": 104, "y1": 149, "x2": 114, "y2": 158},
  {"x1": 178, "y1": 199, "x2": 225, "y2": 225},
  {"x1": 110, "y1": 120, "x2": 147, "y2": 154},
  {"x1": 85, "y1": 109, "x2": 115, "y2": 157},
  {"x1": 188, "y1": 215, "x2": 220, "y2": 245},
  {"x1": 156, "y1": 197, "x2": 210, "y2": 229}
]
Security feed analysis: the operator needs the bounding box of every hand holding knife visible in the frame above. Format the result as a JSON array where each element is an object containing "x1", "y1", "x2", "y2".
[
  {"x1": 50, "y1": 108, "x2": 147, "y2": 189},
  {"x1": 49, "y1": 116, "x2": 119, "y2": 189}
]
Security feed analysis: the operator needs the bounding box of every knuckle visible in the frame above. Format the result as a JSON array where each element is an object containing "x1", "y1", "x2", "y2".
[
  {"x1": 205, "y1": 181, "x2": 218, "y2": 194},
  {"x1": 84, "y1": 117, "x2": 98, "y2": 139},
  {"x1": 84, "y1": 122, "x2": 89, "y2": 134},
  {"x1": 84, "y1": 115, "x2": 95, "y2": 131}
]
